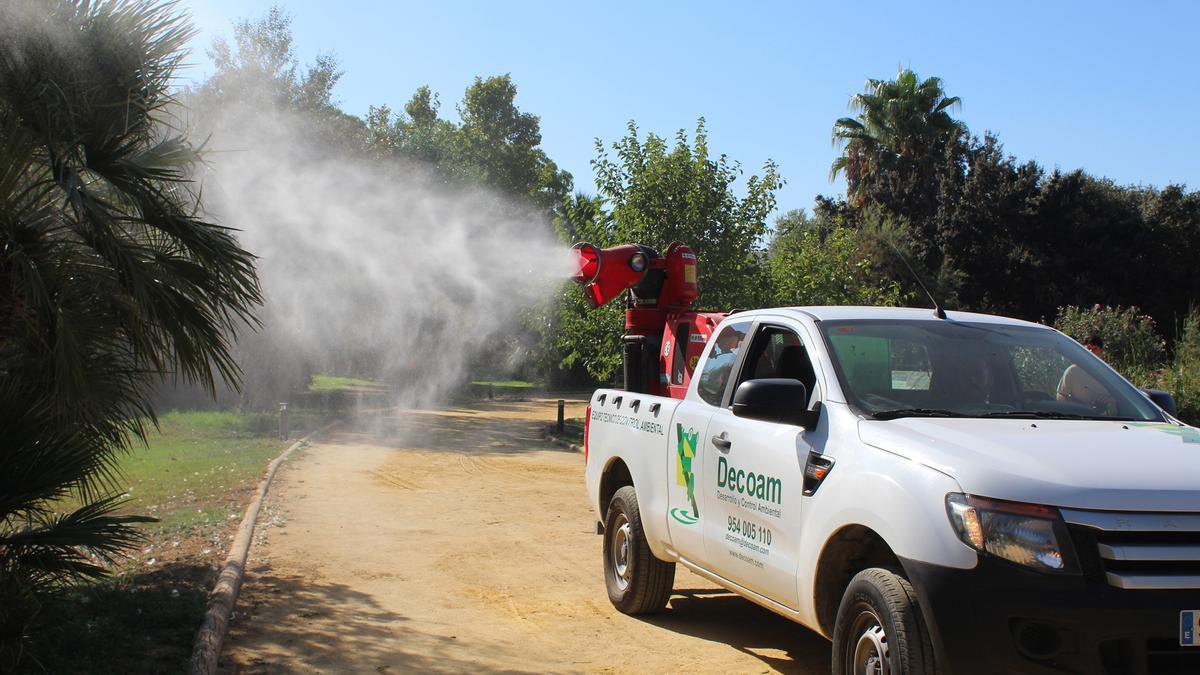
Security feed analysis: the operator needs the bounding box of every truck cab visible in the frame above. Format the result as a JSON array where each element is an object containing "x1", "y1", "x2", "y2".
[{"x1": 585, "y1": 306, "x2": 1200, "y2": 675}]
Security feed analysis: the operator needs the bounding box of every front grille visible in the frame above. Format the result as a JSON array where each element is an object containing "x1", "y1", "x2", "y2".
[{"x1": 1062, "y1": 509, "x2": 1200, "y2": 590}]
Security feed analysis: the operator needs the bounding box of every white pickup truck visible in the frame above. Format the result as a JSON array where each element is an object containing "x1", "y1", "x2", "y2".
[{"x1": 583, "y1": 306, "x2": 1200, "y2": 675}]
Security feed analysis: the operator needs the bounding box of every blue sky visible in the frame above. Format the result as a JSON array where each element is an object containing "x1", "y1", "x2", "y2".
[{"x1": 183, "y1": 0, "x2": 1199, "y2": 217}]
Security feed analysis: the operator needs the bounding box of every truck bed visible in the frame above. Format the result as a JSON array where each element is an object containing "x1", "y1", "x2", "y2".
[{"x1": 584, "y1": 388, "x2": 683, "y2": 561}]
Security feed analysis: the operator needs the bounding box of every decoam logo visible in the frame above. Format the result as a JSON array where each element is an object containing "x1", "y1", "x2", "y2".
[{"x1": 717, "y1": 456, "x2": 782, "y2": 504}]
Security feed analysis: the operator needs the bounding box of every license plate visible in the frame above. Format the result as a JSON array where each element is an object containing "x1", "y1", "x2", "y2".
[{"x1": 1183, "y1": 611, "x2": 1200, "y2": 646}]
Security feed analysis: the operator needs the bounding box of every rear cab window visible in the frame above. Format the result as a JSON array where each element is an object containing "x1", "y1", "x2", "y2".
[
  {"x1": 672, "y1": 322, "x2": 690, "y2": 385},
  {"x1": 696, "y1": 321, "x2": 752, "y2": 406}
]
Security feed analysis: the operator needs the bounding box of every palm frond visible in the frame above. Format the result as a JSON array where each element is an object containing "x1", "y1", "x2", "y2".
[
  {"x1": 0, "y1": 2, "x2": 262, "y2": 660},
  {"x1": 1, "y1": 495, "x2": 156, "y2": 585}
]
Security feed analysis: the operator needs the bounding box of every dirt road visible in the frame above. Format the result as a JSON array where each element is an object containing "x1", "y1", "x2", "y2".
[{"x1": 219, "y1": 398, "x2": 831, "y2": 673}]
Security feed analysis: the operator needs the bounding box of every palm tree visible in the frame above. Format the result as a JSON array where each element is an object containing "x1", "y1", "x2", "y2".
[
  {"x1": 0, "y1": 0, "x2": 261, "y2": 662},
  {"x1": 831, "y1": 68, "x2": 965, "y2": 205}
]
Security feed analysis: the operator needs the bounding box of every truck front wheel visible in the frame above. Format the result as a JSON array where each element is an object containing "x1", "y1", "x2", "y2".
[
  {"x1": 832, "y1": 568, "x2": 937, "y2": 675},
  {"x1": 603, "y1": 486, "x2": 675, "y2": 614}
]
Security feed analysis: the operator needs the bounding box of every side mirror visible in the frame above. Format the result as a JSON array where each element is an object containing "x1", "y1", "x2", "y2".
[
  {"x1": 732, "y1": 378, "x2": 818, "y2": 429},
  {"x1": 1141, "y1": 388, "x2": 1178, "y2": 417}
]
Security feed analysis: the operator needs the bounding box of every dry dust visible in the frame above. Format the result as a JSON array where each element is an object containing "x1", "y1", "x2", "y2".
[{"x1": 219, "y1": 398, "x2": 831, "y2": 674}]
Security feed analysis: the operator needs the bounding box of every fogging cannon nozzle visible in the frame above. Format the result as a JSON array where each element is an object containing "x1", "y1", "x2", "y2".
[{"x1": 569, "y1": 241, "x2": 699, "y2": 312}]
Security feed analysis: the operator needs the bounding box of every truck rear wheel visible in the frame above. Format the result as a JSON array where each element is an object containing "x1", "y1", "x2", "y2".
[
  {"x1": 604, "y1": 485, "x2": 675, "y2": 614},
  {"x1": 832, "y1": 568, "x2": 936, "y2": 675}
]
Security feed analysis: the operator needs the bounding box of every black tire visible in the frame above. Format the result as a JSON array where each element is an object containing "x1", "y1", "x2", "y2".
[
  {"x1": 603, "y1": 485, "x2": 675, "y2": 614},
  {"x1": 831, "y1": 567, "x2": 937, "y2": 675}
]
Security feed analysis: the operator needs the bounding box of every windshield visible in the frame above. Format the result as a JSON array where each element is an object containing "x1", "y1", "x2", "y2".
[{"x1": 819, "y1": 319, "x2": 1165, "y2": 422}]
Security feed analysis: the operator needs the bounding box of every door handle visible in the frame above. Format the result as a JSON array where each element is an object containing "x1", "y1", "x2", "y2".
[{"x1": 711, "y1": 433, "x2": 731, "y2": 452}]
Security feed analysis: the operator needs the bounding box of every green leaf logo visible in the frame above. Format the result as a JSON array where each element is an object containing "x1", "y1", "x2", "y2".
[{"x1": 675, "y1": 423, "x2": 700, "y2": 521}]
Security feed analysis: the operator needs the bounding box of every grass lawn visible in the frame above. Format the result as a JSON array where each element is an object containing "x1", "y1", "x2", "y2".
[
  {"x1": 23, "y1": 411, "x2": 292, "y2": 674},
  {"x1": 468, "y1": 379, "x2": 543, "y2": 401},
  {"x1": 471, "y1": 379, "x2": 539, "y2": 389},
  {"x1": 309, "y1": 374, "x2": 388, "y2": 392},
  {"x1": 108, "y1": 411, "x2": 289, "y2": 529}
]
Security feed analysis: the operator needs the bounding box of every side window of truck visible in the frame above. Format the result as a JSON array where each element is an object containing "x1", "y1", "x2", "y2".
[
  {"x1": 696, "y1": 321, "x2": 751, "y2": 406},
  {"x1": 737, "y1": 326, "x2": 818, "y2": 399}
]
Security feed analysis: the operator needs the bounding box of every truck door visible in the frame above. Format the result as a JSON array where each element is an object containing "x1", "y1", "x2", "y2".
[
  {"x1": 701, "y1": 322, "x2": 822, "y2": 609},
  {"x1": 666, "y1": 319, "x2": 753, "y2": 564}
]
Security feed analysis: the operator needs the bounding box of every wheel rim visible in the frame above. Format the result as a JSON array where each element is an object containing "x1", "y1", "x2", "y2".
[
  {"x1": 848, "y1": 609, "x2": 890, "y2": 675},
  {"x1": 610, "y1": 513, "x2": 632, "y2": 591}
]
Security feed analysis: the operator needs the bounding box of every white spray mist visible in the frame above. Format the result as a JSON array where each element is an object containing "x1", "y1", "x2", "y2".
[{"x1": 194, "y1": 104, "x2": 573, "y2": 407}]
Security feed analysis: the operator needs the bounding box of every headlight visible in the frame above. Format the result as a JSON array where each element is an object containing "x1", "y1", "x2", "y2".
[{"x1": 945, "y1": 494, "x2": 1079, "y2": 573}]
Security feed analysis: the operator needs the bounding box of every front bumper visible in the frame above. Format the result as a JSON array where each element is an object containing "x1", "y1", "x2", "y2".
[{"x1": 901, "y1": 555, "x2": 1200, "y2": 675}]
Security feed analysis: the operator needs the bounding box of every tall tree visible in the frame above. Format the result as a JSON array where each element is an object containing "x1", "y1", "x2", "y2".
[
  {"x1": 366, "y1": 75, "x2": 573, "y2": 211},
  {"x1": 0, "y1": 0, "x2": 261, "y2": 662},
  {"x1": 458, "y1": 75, "x2": 572, "y2": 209},
  {"x1": 931, "y1": 133, "x2": 1043, "y2": 314},
  {"x1": 831, "y1": 68, "x2": 965, "y2": 220},
  {"x1": 193, "y1": 5, "x2": 365, "y2": 150}
]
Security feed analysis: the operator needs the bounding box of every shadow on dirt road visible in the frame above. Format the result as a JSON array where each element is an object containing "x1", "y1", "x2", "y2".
[
  {"x1": 226, "y1": 570, "x2": 539, "y2": 674},
  {"x1": 653, "y1": 587, "x2": 832, "y2": 673}
]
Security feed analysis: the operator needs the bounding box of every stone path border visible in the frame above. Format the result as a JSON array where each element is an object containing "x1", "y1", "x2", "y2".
[{"x1": 187, "y1": 421, "x2": 339, "y2": 675}]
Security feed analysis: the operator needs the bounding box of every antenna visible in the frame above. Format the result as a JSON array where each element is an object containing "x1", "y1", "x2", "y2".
[{"x1": 886, "y1": 242, "x2": 947, "y2": 320}]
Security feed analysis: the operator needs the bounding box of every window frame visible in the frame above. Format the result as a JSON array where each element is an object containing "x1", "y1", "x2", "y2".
[
  {"x1": 695, "y1": 318, "x2": 826, "y2": 410},
  {"x1": 694, "y1": 318, "x2": 755, "y2": 408},
  {"x1": 733, "y1": 323, "x2": 810, "y2": 390}
]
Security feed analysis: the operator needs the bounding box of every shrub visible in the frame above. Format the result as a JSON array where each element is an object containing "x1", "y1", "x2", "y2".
[
  {"x1": 1162, "y1": 308, "x2": 1200, "y2": 425},
  {"x1": 1053, "y1": 305, "x2": 1166, "y2": 387}
]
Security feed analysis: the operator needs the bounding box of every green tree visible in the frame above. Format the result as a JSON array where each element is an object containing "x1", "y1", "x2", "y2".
[
  {"x1": 366, "y1": 75, "x2": 573, "y2": 211},
  {"x1": 366, "y1": 87, "x2": 460, "y2": 171},
  {"x1": 593, "y1": 119, "x2": 782, "y2": 310},
  {"x1": 0, "y1": 0, "x2": 261, "y2": 662},
  {"x1": 544, "y1": 193, "x2": 623, "y2": 382},
  {"x1": 930, "y1": 133, "x2": 1042, "y2": 314},
  {"x1": 519, "y1": 192, "x2": 622, "y2": 385},
  {"x1": 543, "y1": 119, "x2": 781, "y2": 383},
  {"x1": 459, "y1": 75, "x2": 572, "y2": 209},
  {"x1": 554, "y1": 191, "x2": 610, "y2": 244},
  {"x1": 768, "y1": 210, "x2": 907, "y2": 307}
]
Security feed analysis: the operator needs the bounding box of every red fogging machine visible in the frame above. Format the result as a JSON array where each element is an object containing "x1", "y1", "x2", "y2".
[{"x1": 572, "y1": 242, "x2": 727, "y2": 398}]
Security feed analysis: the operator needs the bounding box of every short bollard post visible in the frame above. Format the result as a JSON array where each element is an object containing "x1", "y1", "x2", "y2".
[
  {"x1": 488, "y1": 383, "x2": 494, "y2": 400},
  {"x1": 279, "y1": 402, "x2": 289, "y2": 440},
  {"x1": 557, "y1": 399, "x2": 565, "y2": 434}
]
